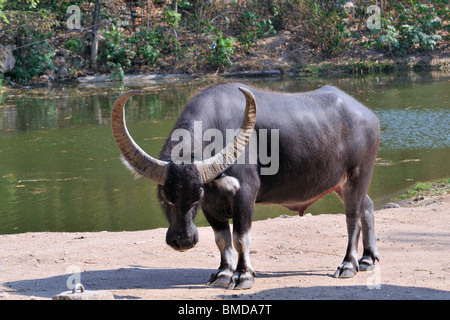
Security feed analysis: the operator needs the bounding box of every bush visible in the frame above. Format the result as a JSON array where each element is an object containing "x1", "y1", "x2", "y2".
[
  {"x1": 207, "y1": 30, "x2": 235, "y2": 68},
  {"x1": 237, "y1": 10, "x2": 276, "y2": 53},
  {"x1": 108, "y1": 62, "x2": 124, "y2": 81},
  {"x1": 64, "y1": 38, "x2": 84, "y2": 55},
  {"x1": 300, "y1": 0, "x2": 349, "y2": 57},
  {"x1": 11, "y1": 41, "x2": 54, "y2": 83},
  {"x1": 100, "y1": 25, "x2": 133, "y2": 68},
  {"x1": 376, "y1": 2, "x2": 443, "y2": 56},
  {"x1": 135, "y1": 29, "x2": 162, "y2": 66},
  {"x1": 100, "y1": 24, "x2": 165, "y2": 75},
  {"x1": 138, "y1": 44, "x2": 160, "y2": 66},
  {"x1": 163, "y1": 7, "x2": 181, "y2": 57}
]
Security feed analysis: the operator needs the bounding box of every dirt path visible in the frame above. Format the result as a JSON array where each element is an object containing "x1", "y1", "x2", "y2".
[{"x1": 0, "y1": 195, "x2": 449, "y2": 300}]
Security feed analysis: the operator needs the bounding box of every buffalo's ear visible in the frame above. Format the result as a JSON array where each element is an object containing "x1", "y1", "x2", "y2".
[
  {"x1": 120, "y1": 155, "x2": 143, "y2": 179},
  {"x1": 211, "y1": 175, "x2": 240, "y2": 196}
]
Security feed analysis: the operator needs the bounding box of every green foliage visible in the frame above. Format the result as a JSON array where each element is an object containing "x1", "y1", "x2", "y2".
[
  {"x1": 163, "y1": 7, "x2": 182, "y2": 58},
  {"x1": 11, "y1": 41, "x2": 54, "y2": 83},
  {"x1": 394, "y1": 178, "x2": 449, "y2": 201},
  {"x1": 300, "y1": 0, "x2": 350, "y2": 57},
  {"x1": 207, "y1": 30, "x2": 235, "y2": 68},
  {"x1": 237, "y1": 10, "x2": 276, "y2": 53},
  {"x1": 100, "y1": 24, "x2": 165, "y2": 74},
  {"x1": 163, "y1": 7, "x2": 181, "y2": 30},
  {"x1": 1, "y1": 0, "x2": 447, "y2": 83},
  {"x1": 27, "y1": 0, "x2": 39, "y2": 9},
  {"x1": 108, "y1": 62, "x2": 124, "y2": 81},
  {"x1": 376, "y1": 25, "x2": 400, "y2": 54},
  {"x1": 138, "y1": 44, "x2": 160, "y2": 66},
  {"x1": 136, "y1": 29, "x2": 162, "y2": 66},
  {"x1": 100, "y1": 25, "x2": 133, "y2": 68},
  {"x1": 1, "y1": 8, "x2": 60, "y2": 44},
  {"x1": 376, "y1": 2, "x2": 444, "y2": 56},
  {"x1": 64, "y1": 37, "x2": 84, "y2": 55},
  {"x1": 396, "y1": 182, "x2": 433, "y2": 200},
  {"x1": 0, "y1": 0, "x2": 8, "y2": 23}
]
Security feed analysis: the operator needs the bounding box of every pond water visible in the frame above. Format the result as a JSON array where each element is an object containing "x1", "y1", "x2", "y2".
[{"x1": 0, "y1": 72, "x2": 449, "y2": 234}]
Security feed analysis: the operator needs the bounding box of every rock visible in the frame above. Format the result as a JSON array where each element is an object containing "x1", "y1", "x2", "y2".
[
  {"x1": 382, "y1": 202, "x2": 401, "y2": 209},
  {"x1": 55, "y1": 49, "x2": 70, "y2": 57},
  {"x1": 52, "y1": 284, "x2": 114, "y2": 300},
  {"x1": 67, "y1": 56, "x2": 86, "y2": 69},
  {"x1": 41, "y1": 74, "x2": 55, "y2": 82},
  {"x1": 56, "y1": 65, "x2": 69, "y2": 78},
  {"x1": 0, "y1": 44, "x2": 16, "y2": 73},
  {"x1": 53, "y1": 55, "x2": 66, "y2": 68}
]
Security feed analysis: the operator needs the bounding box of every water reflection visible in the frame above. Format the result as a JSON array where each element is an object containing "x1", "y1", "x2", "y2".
[
  {"x1": 0, "y1": 72, "x2": 448, "y2": 234},
  {"x1": 0, "y1": 82, "x2": 198, "y2": 134}
]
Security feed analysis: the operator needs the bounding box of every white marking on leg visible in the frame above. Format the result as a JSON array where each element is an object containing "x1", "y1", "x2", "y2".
[
  {"x1": 233, "y1": 232, "x2": 253, "y2": 272},
  {"x1": 214, "y1": 229, "x2": 235, "y2": 269}
]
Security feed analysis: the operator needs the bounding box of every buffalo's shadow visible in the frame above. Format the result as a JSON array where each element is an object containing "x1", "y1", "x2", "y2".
[
  {"x1": 2, "y1": 266, "x2": 214, "y2": 299},
  {"x1": 2, "y1": 267, "x2": 317, "y2": 299},
  {"x1": 3, "y1": 267, "x2": 449, "y2": 300}
]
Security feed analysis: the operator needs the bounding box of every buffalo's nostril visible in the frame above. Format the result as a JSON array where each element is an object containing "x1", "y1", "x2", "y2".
[
  {"x1": 169, "y1": 234, "x2": 195, "y2": 251},
  {"x1": 171, "y1": 239, "x2": 180, "y2": 250}
]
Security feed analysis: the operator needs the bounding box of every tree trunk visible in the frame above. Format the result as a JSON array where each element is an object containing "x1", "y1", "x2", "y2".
[
  {"x1": 146, "y1": 0, "x2": 150, "y2": 31},
  {"x1": 173, "y1": 0, "x2": 178, "y2": 69},
  {"x1": 128, "y1": 2, "x2": 136, "y2": 33},
  {"x1": 90, "y1": 0, "x2": 101, "y2": 68}
]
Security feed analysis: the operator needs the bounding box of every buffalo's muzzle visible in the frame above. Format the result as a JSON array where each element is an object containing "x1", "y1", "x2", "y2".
[{"x1": 166, "y1": 230, "x2": 198, "y2": 252}]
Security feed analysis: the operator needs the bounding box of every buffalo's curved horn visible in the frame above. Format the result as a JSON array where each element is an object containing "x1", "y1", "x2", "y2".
[
  {"x1": 196, "y1": 87, "x2": 257, "y2": 184},
  {"x1": 111, "y1": 90, "x2": 168, "y2": 185}
]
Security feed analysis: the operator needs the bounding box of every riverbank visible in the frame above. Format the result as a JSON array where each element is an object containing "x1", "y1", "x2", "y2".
[
  {"x1": 1, "y1": 193, "x2": 448, "y2": 300},
  {"x1": 2, "y1": 28, "x2": 449, "y2": 89},
  {"x1": 32, "y1": 38, "x2": 450, "y2": 85},
  {"x1": 1, "y1": 0, "x2": 449, "y2": 88}
]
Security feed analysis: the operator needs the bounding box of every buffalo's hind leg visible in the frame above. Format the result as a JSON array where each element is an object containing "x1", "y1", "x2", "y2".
[
  {"x1": 334, "y1": 168, "x2": 379, "y2": 278},
  {"x1": 359, "y1": 195, "x2": 380, "y2": 271}
]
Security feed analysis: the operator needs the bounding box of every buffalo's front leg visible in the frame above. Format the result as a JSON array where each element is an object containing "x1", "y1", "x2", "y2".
[
  {"x1": 226, "y1": 188, "x2": 256, "y2": 290},
  {"x1": 207, "y1": 227, "x2": 235, "y2": 287},
  {"x1": 227, "y1": 231, "x2": 255, "y2": 290},
  {"x1": 205, "y1": 175, "x2": 258, "y2": 290}
]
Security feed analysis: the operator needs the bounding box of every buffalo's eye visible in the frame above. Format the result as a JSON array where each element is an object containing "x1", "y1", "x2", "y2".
[
  {"x1": 160, "y1": 189, "x2": 175, "y2": 206},
  {"x1": 191, "y1": 188, "x2": 204, "y2": 206},
  {"x1": 165, "y1": 199, "x2": 175, "y2": 206}
]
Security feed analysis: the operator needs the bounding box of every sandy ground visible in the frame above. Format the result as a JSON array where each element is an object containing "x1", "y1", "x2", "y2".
[{"x1": 0, "y1": 195, "x2": 448, "y2": 300}]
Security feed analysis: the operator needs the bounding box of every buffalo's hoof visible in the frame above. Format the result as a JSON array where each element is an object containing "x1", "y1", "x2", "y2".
[
  {"x1": 333, "y1": 261, "x2": 358, "y2": 278},
  {"x1": 207, "y1": 269, "x2": 233, "y2": 288},
  {"x1": 226, "y1": 270, "x2": 255, "y2": 290},
  {"x1": 358, "y1": 255, "x2": 379, "y2": 271}
]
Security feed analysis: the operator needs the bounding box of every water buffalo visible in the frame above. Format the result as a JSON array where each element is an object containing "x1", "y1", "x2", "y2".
[{"x1": 111, "y1": 82, "x2": 380, "y2": 289}]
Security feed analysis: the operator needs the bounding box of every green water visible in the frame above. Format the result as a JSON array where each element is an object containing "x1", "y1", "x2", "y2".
[{"x1": 0, "y1": 72, "x2": 449, "y2": 234}]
